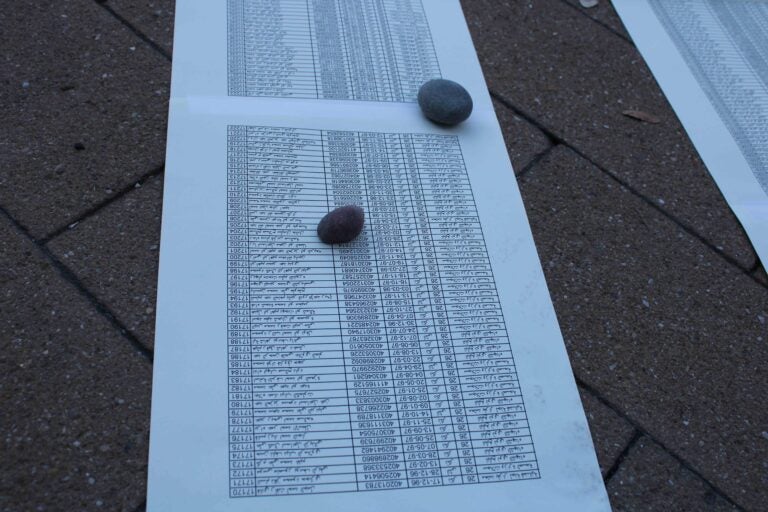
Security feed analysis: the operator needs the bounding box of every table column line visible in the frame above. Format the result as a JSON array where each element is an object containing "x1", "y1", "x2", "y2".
[
  {"x1": 322, "y1": 129, "x2": 360, "y2": 492},
  {"x1": 305, "y1": 0, "x2": 321, "y2": 99},
  {"x1": 420, "y1": 0, "x2": 443, "y2": 77},
  {"x1": 336, "y1": 0, "x2": 356, "y2": 99},
  {"x1": 240, "y1": 0, "x2": 248, "y2": 97},
  {"x1": 379, "y1": 134, "x2": 412, "y2": 484},
  {"x1": 243, "y1": 126, "x2": 258, "y2": 496},
  {"x1": 370, "y1": 1, "x2": 395, "y2": 100},
  {"x1": 377, "y1": 0, "x2": 402, "y2": 101},
  {"x1": 358, "y1": 2, "x2": 382, "y2": 101}
]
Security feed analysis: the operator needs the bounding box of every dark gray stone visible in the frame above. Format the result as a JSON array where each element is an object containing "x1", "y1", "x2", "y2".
[
  {"x1": 317, "y1": 205, "x2": 365, "y2": 244},
  {"x1": 417, "y1": 79, "x2": 473, "y2": 125}
]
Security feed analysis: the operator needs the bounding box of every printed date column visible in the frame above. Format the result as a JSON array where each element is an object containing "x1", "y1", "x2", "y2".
[
  {"x1": 386, "y1": 134, "x2": 443, "y2": 487},
  {"x1": 360, "y1": 132, "x2": 411, "y2": 486}
]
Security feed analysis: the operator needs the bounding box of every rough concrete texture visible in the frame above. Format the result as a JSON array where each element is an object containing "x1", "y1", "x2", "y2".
[
  {"x1": 0, "y1": 0, "x2": 170, "y2": 239},
  {"x1": 492, "y1": 98, "x2": 552, "y2": 174},
  {"x1": 0, "y1": 216, "x2": 151, "y2": 512},
  {"x1": 105, "y1": 0, "x2": 176, "y2": 54},
  {"x1": 48, "y1": 174, "x2": 163, "y2": 349},
  {"x1": 579, "y1": 387, "x2": 636, "y2": 476},
  {"x1": 563, "y1": 0, "x2": 630, "y2": 39},
  {"x1": 754, "y1": 264, "x2": 768, "y2": 287},
  {"x1": 519, "y1": 145, "x2": 768, "y2": 510},
  {"x1": 607, "y1": 437, "x2": 738, "y2": 511},
  {"x1": 461, "y1": 0, "x2": 758, "y2": 269}
]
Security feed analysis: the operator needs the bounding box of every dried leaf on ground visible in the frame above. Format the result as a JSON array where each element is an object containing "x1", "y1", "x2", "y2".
[{"x1": 622, "y1": 109, "x2": 661, "y2": 124}]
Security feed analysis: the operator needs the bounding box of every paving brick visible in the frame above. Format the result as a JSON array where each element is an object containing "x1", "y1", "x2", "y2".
[
  {"x1": 492, "y1": 98, "x2": 552, "y2": 174},
  {"x1": 0, "y1": 215, "x2": 151, "y2": 512},
  {"x1": 518, "y1": 145, "x2": 768, "y2": 510},
  {"x1": 461, "y1": 0, "x2": 758, "y2": 269},
  {"x1": 48, "y1": 174, "x2": 163, "y2": 349},
  {"x1": 0, "y1": 0, "x2": 169, "y2": 239},
  {"x1": 106, "y1": 0, "x2": 175, "y2": 54},
  {"x1": 579, "y1": 387, "x2": 636, "y2": 476},
  {"x1": 607, "y1": 437, "x2": 737, "y2": 511},
  {"x1": 562, "y1": 0, "x2": 629, "y2": 39}
]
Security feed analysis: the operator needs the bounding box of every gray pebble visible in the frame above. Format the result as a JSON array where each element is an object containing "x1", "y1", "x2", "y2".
[
  {"x1": 317, "y1": 205, "x2": 365, "y2": 244},
  {"x1": 417, "y1": 79, "x2": 473, "y2": 125}
]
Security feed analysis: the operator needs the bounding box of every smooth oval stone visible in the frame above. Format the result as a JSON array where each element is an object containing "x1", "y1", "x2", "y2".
[
  {"x1": 317, "y1": 205, "x2": 365, "y2": 244},
  {"x1": 417, "y1": 79, "x2": 473, "y2": 125}
]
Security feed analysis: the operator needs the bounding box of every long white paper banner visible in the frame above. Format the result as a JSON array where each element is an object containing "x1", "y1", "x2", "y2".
[{"x1": 146, "y1": 1, "x2": 609, "y2": 510}]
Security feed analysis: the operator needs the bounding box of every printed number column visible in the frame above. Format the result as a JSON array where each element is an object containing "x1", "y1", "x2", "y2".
[
  {"x1": 227, "y1": 0, "x2": 248, "y2": 96},
  {"x1": 228, "y1": 125, "x2": 256, "y2": 497},
  {"x1": 375, "y1": 0, "x2": 404, "y2": 101},
  {"x1": 311, "y1": 0, "x2": 352, "y2": 99},
  {"x1": 360, "y1": 132, "x2": 410, "y2": 487},
  {"x1": 338, "y1": 1, "x2": 379, "y2": 100},
  {"x1": 245, "y1": 127, "x2": 356, "y2": 495},
  {"x1": 328, "y1": 130, "x2": 406, "y2": 492},
  {"x1": 360, "y1": 1, "x2": 396, "y2": 101}
]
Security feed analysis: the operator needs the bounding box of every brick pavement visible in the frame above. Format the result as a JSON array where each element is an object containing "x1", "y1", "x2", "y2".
[{"x1": 1, "y1": 1, "x2": 766, "y2": 511}]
